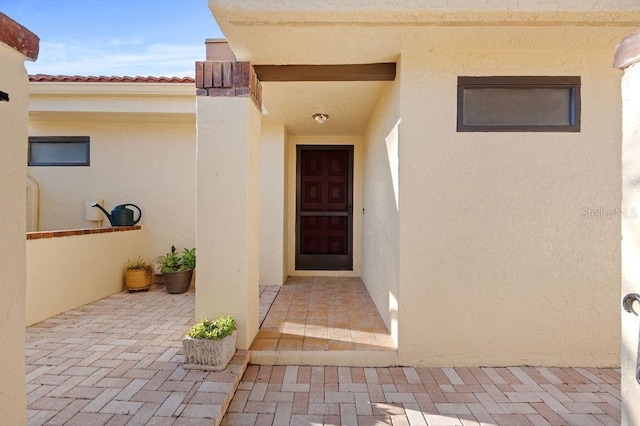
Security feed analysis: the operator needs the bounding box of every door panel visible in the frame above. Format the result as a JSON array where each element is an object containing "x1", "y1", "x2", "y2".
[{"x1": 296, "y1": 146, "x2": 353, "y2": 270}]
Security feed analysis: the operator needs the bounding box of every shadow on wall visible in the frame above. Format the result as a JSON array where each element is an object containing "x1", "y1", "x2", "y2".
[{"x1": 26, "y1": 175, "x2": 39, "y2": 232}]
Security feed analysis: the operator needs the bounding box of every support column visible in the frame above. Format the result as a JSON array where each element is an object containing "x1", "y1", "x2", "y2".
[
  {"x1": 195, "y1": 60, "x2": 262, "y2": 349},
  {"x1": 615, "y1": 31, "x2": 640, "y2": 426}
]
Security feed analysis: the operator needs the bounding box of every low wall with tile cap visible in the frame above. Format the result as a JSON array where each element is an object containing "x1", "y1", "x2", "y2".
[{"x1": 26, "y1": 227, "x2": 144, "y2": 326}]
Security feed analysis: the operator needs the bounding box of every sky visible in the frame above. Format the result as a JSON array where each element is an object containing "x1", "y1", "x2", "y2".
[{"x1": 1, "y1": 0, "x2": 224, "y2": 77}]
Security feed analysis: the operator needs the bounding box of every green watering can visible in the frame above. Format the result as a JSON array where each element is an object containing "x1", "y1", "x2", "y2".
[{"x1": 92, "y1": 203, "x2": 142, "y2": 226}]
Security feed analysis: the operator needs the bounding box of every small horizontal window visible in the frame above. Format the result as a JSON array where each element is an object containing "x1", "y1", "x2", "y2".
[
  {"x1": 28, "y1": 136, "x2": 90, "y2": 166},
  {"x1": 457, "y1": 76, "x2": 580, "y2": 132}
]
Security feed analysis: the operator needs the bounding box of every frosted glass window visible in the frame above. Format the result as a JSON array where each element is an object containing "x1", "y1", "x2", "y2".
[
  {"x1": 457, "y1": 77, "x2": 580, "y2": 132},
  {"x1": 28, "y1": 137, "x2": 90, "y2": 166}
]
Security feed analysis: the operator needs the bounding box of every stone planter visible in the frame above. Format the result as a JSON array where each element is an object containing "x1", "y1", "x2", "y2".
[
  {"x1": 182, "y1": 330, "x2": 237, "y2": 371},
  {"x1": 163, "y1": 269, "x2": 193, "y2": 294}
]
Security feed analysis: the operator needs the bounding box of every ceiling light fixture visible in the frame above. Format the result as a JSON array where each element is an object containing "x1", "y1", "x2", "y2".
[{"x1": 312, "y1": 113, "x2": 329, "y2": 124}]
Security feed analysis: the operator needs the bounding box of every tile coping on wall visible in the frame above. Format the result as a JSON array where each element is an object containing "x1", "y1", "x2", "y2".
[{"x1": 26, "y1": 225, "x2": 142, "y2": 240}]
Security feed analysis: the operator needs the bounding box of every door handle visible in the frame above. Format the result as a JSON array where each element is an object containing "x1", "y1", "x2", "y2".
[
  {"x1": 623, "y1": 293, "x2": 640, "y2": 384},
  {"x1": 624, "y1": 293, "x2": 640, "y2": 314}
]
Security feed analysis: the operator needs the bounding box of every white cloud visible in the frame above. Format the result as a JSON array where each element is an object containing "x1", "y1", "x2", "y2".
[
  {"x1": 108, "y1": 37, "x2": 144, "y2": 46},
  {"x1": 27, "y1": 39, "x2": 204, "y2": 77}
]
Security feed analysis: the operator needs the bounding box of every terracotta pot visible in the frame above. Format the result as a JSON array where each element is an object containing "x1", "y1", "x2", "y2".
[
  {"x1": 125, "y1": 269, "x2": 151, "y2": 291},
  {"x1": 163, "y1": 269, "x2": 193, "y2": 294}
]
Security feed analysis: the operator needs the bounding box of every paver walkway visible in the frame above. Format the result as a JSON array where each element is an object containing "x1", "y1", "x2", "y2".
[
  {"x1": 222, "y1": 365, "x2": 621, "y2": 426},
  {"x1": 26, "y1": 286, "x2": 248, "y2": 425},
  {"x1": 252, "y1": 277, "x2": 395, "y2": 352},
  {"x1": 26, "y1": 282, "x2": 623, "y2": 426}
]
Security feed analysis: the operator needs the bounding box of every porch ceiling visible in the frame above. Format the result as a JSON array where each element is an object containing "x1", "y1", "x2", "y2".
[{"x1": 261, "y1": 80, "x2": 389, "y2": 136}]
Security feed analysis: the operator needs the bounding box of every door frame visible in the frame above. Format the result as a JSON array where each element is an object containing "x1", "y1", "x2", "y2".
[{"x1": 295, "y1": 144, "x2": 354, "y2": 270}]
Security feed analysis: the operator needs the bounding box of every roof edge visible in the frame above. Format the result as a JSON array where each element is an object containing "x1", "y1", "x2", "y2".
[{"x1": 29, "y1": 74, "x2": 195, "y2": 83}]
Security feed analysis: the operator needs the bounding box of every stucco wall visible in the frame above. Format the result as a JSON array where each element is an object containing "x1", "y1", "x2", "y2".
[
  {"x1": 196, "y1": 95, "x2": 261, "y2": 349},
  {"x1": 0, "y1": 41, "x2": 29, "y2": 426},
  {"x1": 397, "y1": 27, "x2": 621, "y2": 367},
  {"x1": 260, "y1": 123, "x2": 286, "y2": 285},
  {"x1": 621, "y1": 58, "x2": 640, "y2": 426},
  {"x1": 26, "y1": 229, "x2": 144, "y2": 325},
  {"x1": 362, "y1": 76, "x2": 402, "y2": 345},
  {"x1": 286, "y1": 135, "x2": 363, "y2": 276},
  {"x1": 27, "y1": 119, "x2": 196, "y2": 260}
]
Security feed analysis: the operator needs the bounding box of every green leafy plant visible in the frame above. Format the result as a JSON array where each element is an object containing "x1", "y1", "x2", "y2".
[
  {"x1": 181, "y1": 248, "x2": 196, "y2": 270},
  {"x1": 158, "y1": 245, "x2": 196, "y2": 273},
  {"x1": 186, "y1": 316, "x2": 236, "y2": 340},
  {"x1": 125, "y1": 256, "x2": 154, "y2": 277}
]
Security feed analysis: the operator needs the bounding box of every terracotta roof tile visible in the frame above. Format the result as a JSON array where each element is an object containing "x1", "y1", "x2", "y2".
[{"x1": 29, "y1": 74, "x2": 195, "y2": 83}]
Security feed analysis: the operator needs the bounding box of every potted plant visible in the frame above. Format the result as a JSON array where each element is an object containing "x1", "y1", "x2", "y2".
[
  {"x1": 158, "y1": 245, "x2": 196, "y2": 294},
  {"x1": 183, "y1": 316, "x2": 237, "y2": 371},
  {"x1": 124, "y1": 256, "x2": 154, "y2": 292}
]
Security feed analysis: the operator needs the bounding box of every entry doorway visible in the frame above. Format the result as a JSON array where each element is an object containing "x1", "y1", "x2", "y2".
[{"x1": 295, "y1": 145, "x2": 354, "y2": 270}]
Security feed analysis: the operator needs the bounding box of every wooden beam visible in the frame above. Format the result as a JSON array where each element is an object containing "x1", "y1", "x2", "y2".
[{"x1": 253, "y1": 63, "x2": 396, "y2": 82}]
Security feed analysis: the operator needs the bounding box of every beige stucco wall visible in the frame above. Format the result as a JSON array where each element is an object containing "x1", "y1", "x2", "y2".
[
  {"x1": 26, "y1": 229, "x2": 144, "y2": 325},
  {"x1": 397, "y1": 27, "x2": 621, "y2": 367},
  {"x1": 209, "y1": 0, "x2": 632, "y2": 366},
  {"x1": 286, "y1": 135, "x2": 363, "y2": 276},
  {"x1": 27, "y1": 117, "x2": 196, "y2": 260},
  {"x1": 621, "y1": 58, "x2": 640, "y2": 426},
  {"x1": 362, "y1": 74, "x2": 402, "y2": 345},
  {"x1": 196, "y1": 95, "x2": 261, "y2": 349},
  {"x1": 0, "y1": 41, "x2": 29, "y2": 426},
  {"x1": 260, "y1": 123, "x2": 287, "y2": 285}
]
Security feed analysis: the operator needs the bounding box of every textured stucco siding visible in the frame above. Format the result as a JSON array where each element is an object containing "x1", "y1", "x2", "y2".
[
  {"x1": 196, "y1": 96, "x2": 261, "y2": 349},
  {"x1": 27, "y1": 120, "x2": 196, "y2": 260},
  {"x1": 362, "y1": 74, "x2": 402, "y2": 346},
  {"x1": 397, "y1": 27, "x2": 621, "y2": 367},
  {"x1": 26, "y1": 229, "x2": 144, "y2": 325},
  {"x1": 0, "y1": 42, "x2": 29, "y2": 426},
  {"x1": 260, "y1": 123, "x2": 286, "y2": 285}
]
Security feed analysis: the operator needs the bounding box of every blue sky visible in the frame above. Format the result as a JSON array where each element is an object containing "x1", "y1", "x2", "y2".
[{"x1": 2, "y1": 0, "x2": 223, "y2": 77}]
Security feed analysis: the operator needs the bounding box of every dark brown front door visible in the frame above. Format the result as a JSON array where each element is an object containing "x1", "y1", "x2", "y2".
[{"x1": 296, "y1": 146, "x2": 353, "y2": 270}]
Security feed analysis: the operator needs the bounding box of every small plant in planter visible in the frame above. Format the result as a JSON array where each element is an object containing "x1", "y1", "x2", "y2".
[
  {"x1": 124, "y1": 256, "x2": 154, "y2": 292},
  {"x1": 158, "y1": 246, "x2": 196, "y2": 294},
  {"x1": 183, "y1": 316, "x2": 237, "y2": 371}
]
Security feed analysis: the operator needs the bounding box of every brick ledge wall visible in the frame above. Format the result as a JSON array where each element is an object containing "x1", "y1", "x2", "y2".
[{"x1": 27, "y1": 226, "x2": 142, "y2": 240}]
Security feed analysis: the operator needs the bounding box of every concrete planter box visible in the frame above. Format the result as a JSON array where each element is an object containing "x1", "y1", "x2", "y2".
[{"x1": 182, "y1": 330, "x2": 237, "y2": 371}]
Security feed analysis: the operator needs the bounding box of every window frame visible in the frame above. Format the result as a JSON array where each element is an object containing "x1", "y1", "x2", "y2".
[
  {"x1": 457, "y1": 76, "x2": 581, "y2": 133},
  {"x1": 28, "y1": 136, "x2": 91, "y2": 166}
]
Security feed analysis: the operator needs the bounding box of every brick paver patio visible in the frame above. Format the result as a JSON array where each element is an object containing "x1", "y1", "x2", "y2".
[
  {"x1": 26, "y1": 287, "x2": 248, "y2": 425},
  {"x1": 26, "y1": 281, "x2": 622, "y2": 425},
  {"x1": 223, "y1": 365, "x2": 621, "y2": 426}
]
